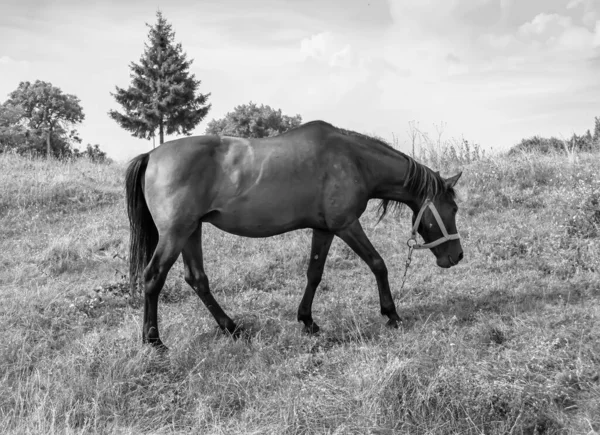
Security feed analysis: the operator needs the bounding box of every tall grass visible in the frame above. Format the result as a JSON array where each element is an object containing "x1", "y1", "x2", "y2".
[
  {"x1": 397, "y1": 122, "x2": 486, "y2": 174},
  {"x1": 0, "y1": 145, "x2": 599, "y2": 434}
]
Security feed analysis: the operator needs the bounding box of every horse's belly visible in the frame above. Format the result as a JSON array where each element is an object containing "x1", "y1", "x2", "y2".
[{"x1": 204, "y1": 194, "x2": 321, "y2": 237}]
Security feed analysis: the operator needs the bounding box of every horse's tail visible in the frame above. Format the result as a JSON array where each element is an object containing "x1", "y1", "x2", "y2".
[{"x1": 125, "y1": 153, "x2": 158, "y2": 295}]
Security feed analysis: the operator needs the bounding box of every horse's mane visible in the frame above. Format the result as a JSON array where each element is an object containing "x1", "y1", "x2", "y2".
[
  {"x1": 376, "y1": 158, "x2": 456, "y2": 222},
  {"x1": 326, "y1": 123, "x2": 456, "y2": 221}
]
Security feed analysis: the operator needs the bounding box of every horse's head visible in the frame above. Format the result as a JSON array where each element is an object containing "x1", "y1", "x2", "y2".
[{"x1": 410, "y1": 172, "x2": 463, "y2": 268}]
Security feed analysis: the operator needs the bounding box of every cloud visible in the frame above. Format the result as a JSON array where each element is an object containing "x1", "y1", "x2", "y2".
[
  {"x1": 567, "y1": 0, "x2": 584, "y2": 9},
  {"x1": 518, "y1": 13, "x2": 571, "y2": 37},
  {"x1": 329, "y1": 45, "x2": 354, "y2": 68},
  {"x1": 300, "y1": 32, "x2": 335, "y2": 61},
  {"x1": 381, "y1": 0, "x2": 598, "y2": 75},
  {"x1": 0, "y1": 55, "x2": 29, "y2": 66},
  {"x1": 558, "y1": 23, "x2": 598, "y2": 50},
  {"x1": 299, "y1": 32, "x2": 360, "y2": 69},
  {"x1": 516, "y1": 12, "x2": 599, "y2": 52},
  {"x1": 565, "y1": 0, "x2": 599, "y2": 27},
  {"x1": 482, "y1": 33, "x2": 519, "y2": 50},
  {"x1": 297, "y1": 31, "x2": 376, "y2": 99}
]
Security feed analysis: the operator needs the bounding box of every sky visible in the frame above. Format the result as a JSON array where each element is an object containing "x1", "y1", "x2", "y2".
[{"x1": 1, "y1": 0, "x2": 599, "y2": 161}]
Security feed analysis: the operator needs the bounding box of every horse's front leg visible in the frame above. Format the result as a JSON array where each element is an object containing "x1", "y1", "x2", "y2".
[{"x1": 336, "y1": 220, "x2": 401, "y2": 328}]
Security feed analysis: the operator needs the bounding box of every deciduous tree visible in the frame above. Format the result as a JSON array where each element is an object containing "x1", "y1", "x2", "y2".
[
  {"x1": 5, "y1": 80, "x2": 84, "y2": 157},
  {"x1": 205, "y1": 102, "x2": 302, "y2": 138},
  {"x1": 0, "y1": 103, "x2": 27, "y2": 150}
]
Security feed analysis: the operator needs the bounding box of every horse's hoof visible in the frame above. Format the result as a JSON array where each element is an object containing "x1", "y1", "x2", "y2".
[
  {"x1": 144, "y1": 337, "x2": 169, "y2": 352},
  {"x1": 386, "y1": 319, "x2": 401, "y2": 329},
  {"x1": 222, "y1": 324, "x2": 244, "y2": 340},
  {"x1": 303, "y1": 322, "x2": 320, "y2": 335},
  {"x1": 143, "y1": 327, "x2": 168, "y2": 350},
  {"x1": 154, "y1": 341, "x2": 169, "y2": 353}
]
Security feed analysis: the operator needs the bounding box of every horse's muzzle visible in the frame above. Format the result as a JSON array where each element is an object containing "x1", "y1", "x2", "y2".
[{"x1": 437, "y1": 251, "x2": 463, "y2": 268}]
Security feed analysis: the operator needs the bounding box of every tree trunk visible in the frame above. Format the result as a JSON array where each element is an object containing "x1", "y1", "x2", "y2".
[
  {"x1": 43, "y1": 109, "x2": 52, "y2": 159},
  {"x1": 159, "y1": 120, "x2": 164, "y2": 144},
  {"x1": 46, "y1": 130, "x2": 51, "y2": 158}
]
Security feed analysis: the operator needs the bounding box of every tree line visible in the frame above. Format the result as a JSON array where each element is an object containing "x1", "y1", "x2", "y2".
[
  {"x1": 0, "y1": 11, "x2": 301, "y2": 160},
  {"x1": 509, "y1": 118, "x2": 600, "y2": 155},
  {"x1": 2, "y1": 10, "x2": 596, "y2": 160}
]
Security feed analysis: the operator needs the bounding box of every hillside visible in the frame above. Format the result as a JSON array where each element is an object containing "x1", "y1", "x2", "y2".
[{"x1": 0, "y1": 149, "x2": 599, "y2": 434}]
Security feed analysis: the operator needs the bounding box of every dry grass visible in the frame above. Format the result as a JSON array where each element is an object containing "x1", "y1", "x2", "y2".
[{"x1": 0, "y1": 148, "x2": 599, "y2": 434}]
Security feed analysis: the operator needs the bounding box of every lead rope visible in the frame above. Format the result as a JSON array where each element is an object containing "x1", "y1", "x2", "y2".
[
  {"x1": 397, "y1": 200, "x2": 461, "y2": 297},
  {"x1": 399, "y1": 237, "x2": 416, "y2": 292}
]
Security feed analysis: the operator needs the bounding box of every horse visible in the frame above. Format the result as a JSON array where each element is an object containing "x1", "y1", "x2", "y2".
[{"x1": 125, "y1": 120, "x2": 463, "y2": 349}]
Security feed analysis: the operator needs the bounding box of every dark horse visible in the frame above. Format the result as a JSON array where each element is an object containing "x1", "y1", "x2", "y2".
[{"x1": 125, "y1": 121, "x2": 463, "y2": 348}]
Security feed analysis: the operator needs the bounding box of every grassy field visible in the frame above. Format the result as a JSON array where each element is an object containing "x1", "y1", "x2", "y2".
[{"x1": 0, "y1": 147, "x2": 599, "y2": 434}]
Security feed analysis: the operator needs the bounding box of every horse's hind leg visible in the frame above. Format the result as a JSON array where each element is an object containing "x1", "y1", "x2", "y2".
[
  {"x1": 297, "y1": 229, "x2": 334, "y2": 334},
  {"x1": 143, "y1": 229, "x2": 190, "y2": 348},
  {"x1": 182, "y1": 224, "x2": 238, "y2": 335}
]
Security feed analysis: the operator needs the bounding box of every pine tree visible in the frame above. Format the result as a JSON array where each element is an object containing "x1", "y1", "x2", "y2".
[{"x1": 109, "y1": 11, "x2": 211, "y2": 146}]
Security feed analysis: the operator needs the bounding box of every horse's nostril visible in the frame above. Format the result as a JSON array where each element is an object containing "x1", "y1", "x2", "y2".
[{"x1": 458, "y1": 252, "x2": 464, "y2": 261}]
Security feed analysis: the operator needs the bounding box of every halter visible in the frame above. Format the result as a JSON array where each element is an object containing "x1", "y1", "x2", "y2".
[
  {"x1": 399, "y1": 199, "x2": 461, "y2": 292},
  {"x1": 407, "y1": 199, "x2": 460, "y2": 250}
]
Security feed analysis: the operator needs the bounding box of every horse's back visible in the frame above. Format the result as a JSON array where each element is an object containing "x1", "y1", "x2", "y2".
[
  {"x1": 145, "y1": 121, "x2": 345, "y2": 176},
  {"x1": 142, "y1": 124, "x2": 368, "y2": 236}
]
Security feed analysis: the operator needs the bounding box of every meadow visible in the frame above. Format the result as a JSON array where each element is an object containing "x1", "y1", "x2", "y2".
[{"x1": 0, "y1": 144, "x2": 599, "y2": 434}]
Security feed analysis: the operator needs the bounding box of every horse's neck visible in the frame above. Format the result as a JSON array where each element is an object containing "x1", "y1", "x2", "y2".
[{"x1": 365, "y1": 149, "x2": 420, "y2": 207}]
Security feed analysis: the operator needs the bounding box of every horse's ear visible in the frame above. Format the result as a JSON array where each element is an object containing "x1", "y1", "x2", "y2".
[{"x1": 444, "y1": 171, "x2": 462, "y2": 188}]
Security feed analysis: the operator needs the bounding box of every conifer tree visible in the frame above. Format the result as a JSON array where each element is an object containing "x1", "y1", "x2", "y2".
[{"x1": 109, "y1": 11, "x2": 210, "y2": 146}]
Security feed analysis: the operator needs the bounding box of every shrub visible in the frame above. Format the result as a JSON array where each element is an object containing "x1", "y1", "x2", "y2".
[
  {"x1": 509, "y1": 136, "x2": 564, "y2": 155},
  {"x1": 567, "y1": 181, "x2": 600, "y2": 239}
]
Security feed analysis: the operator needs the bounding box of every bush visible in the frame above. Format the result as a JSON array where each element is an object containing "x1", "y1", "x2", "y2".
[
  {"x1": 72, "y1": 144, "x2": 109, "y2": 163},
  {"x1": 509, "y1": 117, "x2": 599, "y2": 155},
  {"x1": 567, "y1": 181, "x2": 600, "y2": 239},
  {"x1": 509, "y1": 136, "x2": 566, "y2": 155}
]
